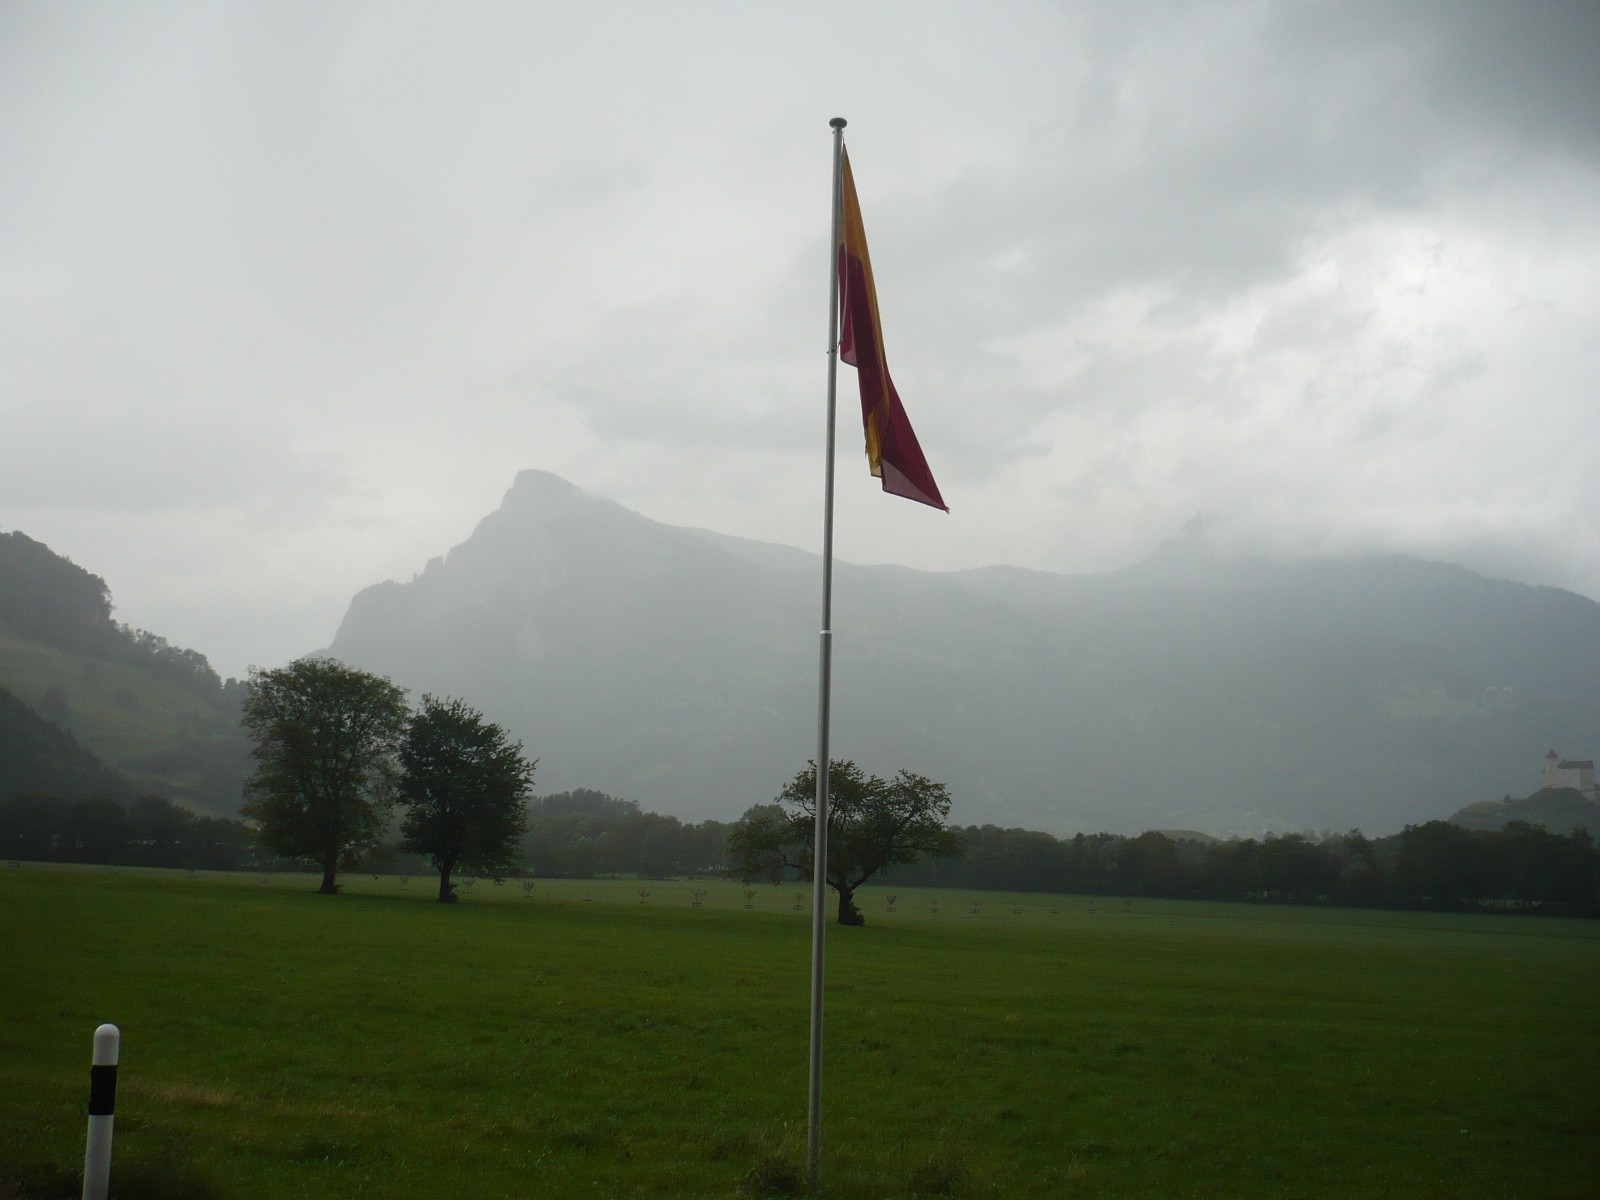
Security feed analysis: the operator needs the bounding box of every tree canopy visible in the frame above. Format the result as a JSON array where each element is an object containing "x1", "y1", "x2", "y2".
[
  {"x1": 240, "y1": 658, "x2": 409, "y2": 893},
  {"x1": 726, "y1": 759, "x2": 961, "y2": 925},
  {"x1": 398, "y1": 696, "x2": 534, "y2": 902}
]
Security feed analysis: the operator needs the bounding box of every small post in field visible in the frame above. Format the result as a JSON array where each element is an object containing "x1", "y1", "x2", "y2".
[{"x1": 82, "y1": 1023, "x2": 119, "y2": 1200}]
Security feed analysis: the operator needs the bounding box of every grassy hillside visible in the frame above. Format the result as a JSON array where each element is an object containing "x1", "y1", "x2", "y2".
[
  {"x1": 3, "y1": 869, "x2": 1595, "y2": 1198},
  {"x1": 0, "y1": 685, "x2": 132, "y2": 801},
  {"x1": 0, "y1": 623, "x2": 247, "y2": 813}
]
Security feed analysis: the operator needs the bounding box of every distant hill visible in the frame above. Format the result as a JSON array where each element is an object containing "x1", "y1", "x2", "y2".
[
  {"x1": 1449, "y1": 788, "x2": 1600, "y2": 835},
  {"x1": 0, "y1": 531, "x2": 250, "y2": 813},
  {"x1": 327, "y1": 471, "x2": 1600, "y2": 836},
  {"x1": 0, "y1": 684, "x2": 132, "y2": 802}
]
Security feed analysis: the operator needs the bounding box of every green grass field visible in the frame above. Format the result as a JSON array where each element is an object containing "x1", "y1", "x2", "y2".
[{"x1": 3, "y1": 867, "x2": 1596, "y2": 1199}]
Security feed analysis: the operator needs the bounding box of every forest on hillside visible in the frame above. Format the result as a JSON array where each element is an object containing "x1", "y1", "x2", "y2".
[
  {"x1": 0, "y1": 532, "x2": 250, "y2": 811},
  {"x1": 0, "y1": 531, "x2": 239, "y2": 704}
]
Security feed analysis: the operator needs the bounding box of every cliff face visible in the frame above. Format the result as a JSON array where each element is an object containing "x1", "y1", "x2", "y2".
[{"x1": 328, "y1": 471, "x2": 1600, "y2": 834}]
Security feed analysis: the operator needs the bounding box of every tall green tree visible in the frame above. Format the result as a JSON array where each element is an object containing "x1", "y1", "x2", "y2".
[
  {"x1": 726, "y1": 760, "x2": 961, "y2": 925},
  {"x1": 240, "y1": 659, "x2": 408, "y2": 894},
  {"x1": 398, "y1": 696, "x2": 535, "y2": 903}
]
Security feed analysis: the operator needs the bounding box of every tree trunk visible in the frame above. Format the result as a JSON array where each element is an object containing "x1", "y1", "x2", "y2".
[
  {"x1": 835, "y1": 886, "x2": 865, "y2": 926},
  {"x1": 318, "y1": 863, "x2": 340, "y2": 894},
  {"x1": 437, "y1": 859, "x2": 458, "y2": 903}
]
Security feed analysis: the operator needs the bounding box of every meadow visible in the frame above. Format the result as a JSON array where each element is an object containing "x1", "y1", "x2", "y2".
[{"x1": 2, "y1": 866, "x2": 1596, "y2": 1199}]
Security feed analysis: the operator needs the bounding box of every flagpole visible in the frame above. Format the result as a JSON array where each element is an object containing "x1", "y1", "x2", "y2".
[{"x1": 808, "y1": 114, "x2": 847, "y2": 1193}]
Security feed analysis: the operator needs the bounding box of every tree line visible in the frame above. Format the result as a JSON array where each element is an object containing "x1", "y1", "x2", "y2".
[
  {"x1": 0, "y1": 785, "x2": 725, "y2": 881},
  {"x1": 8, "y1": 787, "x2": 1590, "y2": 915},
  {"x1": 876, "y1": 819, "x2": 1599, "y2": 914},
  {"x1": 6, "y1": 787, "x2": 1594, "y2": 916},
  {"x1": 5, "y1": 652, "x2": 1595, "y2": 916},
  {"x1": 0, "y1": 792, "x2": 255, "y2": 870}
]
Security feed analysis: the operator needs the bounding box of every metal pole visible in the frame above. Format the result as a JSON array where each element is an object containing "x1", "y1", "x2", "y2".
[
  {"x1": 808, "y1": 114, "x2": 847, "y2": 1193},
  {"x1": 82, "y1": 1023, "x2": 119, "y2": 1200}
]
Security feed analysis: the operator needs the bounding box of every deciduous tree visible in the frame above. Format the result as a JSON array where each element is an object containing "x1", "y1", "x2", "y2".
[
  {"x1": 726, "y1": 760, "x2": 961, "y2": 925},
  {"x1": 240, "y1": 659, "x2": 408, "y2": 894},
  {"x1": 398, "y1": 696, "x2": 534, "y2": 903}
]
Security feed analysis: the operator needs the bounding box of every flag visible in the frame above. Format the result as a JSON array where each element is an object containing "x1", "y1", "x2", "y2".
[{"x1": 836, "y1": 149, "x2": 948, "y2": 511}]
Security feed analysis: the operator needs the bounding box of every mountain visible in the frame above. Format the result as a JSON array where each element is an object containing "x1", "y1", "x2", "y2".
[
  {"x1": 328, "y1": 470, "x2": 1600, "y2": 835},
  {"x1": 0, "y1": 531, "x2": 251, "y2": 813}
]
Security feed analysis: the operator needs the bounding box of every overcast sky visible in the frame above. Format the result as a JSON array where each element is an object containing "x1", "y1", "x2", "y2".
[{"x1": 4, "y1": 1, "x2": 1598, "y2": 680}]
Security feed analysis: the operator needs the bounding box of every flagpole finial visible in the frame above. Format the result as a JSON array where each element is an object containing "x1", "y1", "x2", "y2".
[{"x1": 830, "y1": 117, "x2": 847, "y2": 130}]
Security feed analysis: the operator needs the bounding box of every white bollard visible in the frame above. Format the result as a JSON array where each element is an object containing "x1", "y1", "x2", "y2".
[{"x1": 82, "y1": 1024, "x2": 119, "y2": 1200}]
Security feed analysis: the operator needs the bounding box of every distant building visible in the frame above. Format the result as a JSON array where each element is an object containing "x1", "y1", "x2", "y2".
[{"x1": 1540, "y1": 749, "x2": 1597, "y2": 797}]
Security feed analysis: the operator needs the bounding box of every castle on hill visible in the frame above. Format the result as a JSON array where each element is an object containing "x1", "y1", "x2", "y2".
[{"x1": 1541, "y1": 750, "x2": 1597, "y2": 798}]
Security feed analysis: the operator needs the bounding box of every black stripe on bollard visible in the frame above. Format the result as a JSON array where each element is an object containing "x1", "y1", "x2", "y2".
[
  {"x1": 88, "y1": 1064, "x2": 118, "y2": 1116},
  {"x1": 84, "y1": 1023, "x2": 120, "y2": 1200}
]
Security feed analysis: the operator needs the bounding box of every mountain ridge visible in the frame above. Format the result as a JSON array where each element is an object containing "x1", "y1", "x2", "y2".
[{"x1": 326, "y1": 470, "x2": 1600, "y2": 836}]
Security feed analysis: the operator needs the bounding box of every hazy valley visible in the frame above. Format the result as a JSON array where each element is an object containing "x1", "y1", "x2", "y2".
[{"x1": 4, "y1": 472, "x2": 1598, "y2": 837}]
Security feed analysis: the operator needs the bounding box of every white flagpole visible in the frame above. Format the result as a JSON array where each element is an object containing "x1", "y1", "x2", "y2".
[{"x1": 808, "y1": 114, "x2": 847, "y2": 1192}]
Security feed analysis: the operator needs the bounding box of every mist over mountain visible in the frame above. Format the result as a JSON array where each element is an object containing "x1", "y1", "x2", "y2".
[{"x1": 328, "y1": 471, "x2": 1600, "y2": 835}]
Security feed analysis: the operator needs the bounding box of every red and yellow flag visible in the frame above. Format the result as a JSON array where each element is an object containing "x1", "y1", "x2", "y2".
[{"x1": 836, "y1": 149, "x2": 948, "y2": 512}]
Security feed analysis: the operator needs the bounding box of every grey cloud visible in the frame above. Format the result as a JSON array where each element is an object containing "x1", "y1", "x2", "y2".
[
  {"x1": 2, "y1": 0, "x2": 1597, "y2": 679},
  {"x1": 899, "y1": 0, "x2": 1598, "y2": 326},
  {"x1": 0, "y1": 399, "x2": 350, "y2": 514}
]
